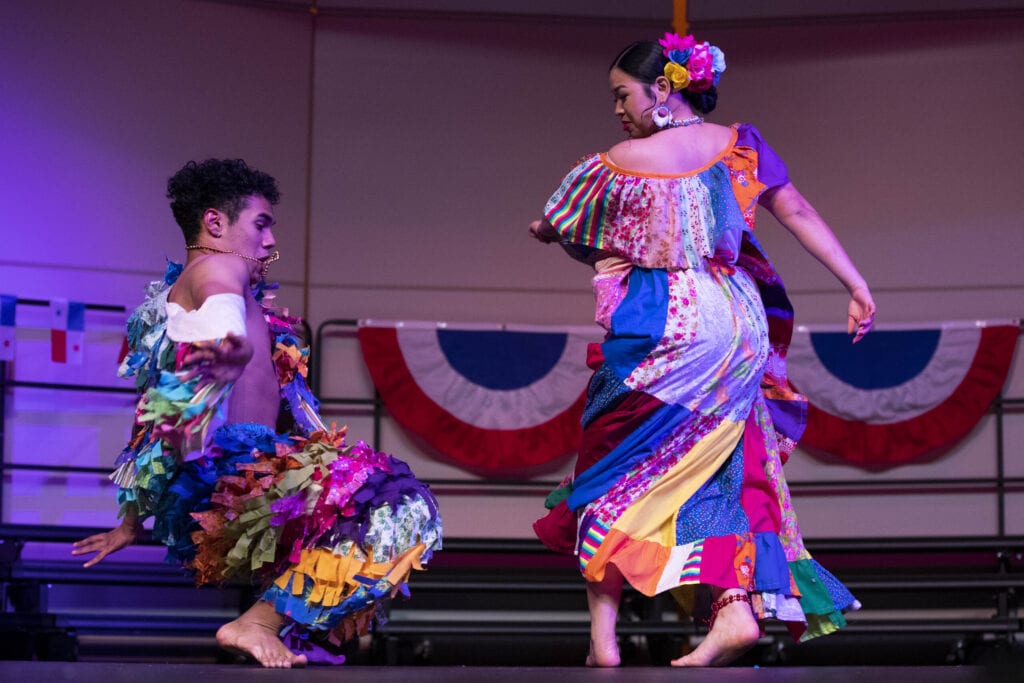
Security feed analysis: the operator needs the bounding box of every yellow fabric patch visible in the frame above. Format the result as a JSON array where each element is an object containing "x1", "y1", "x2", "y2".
[
  {"x1": 272, "y1": 543, "x2": 429, "y2": 608},
  {"x1": 582, "y1": 419, "x2": 743, "y2": 591},
  {"x1": 273, "y1": 547, "x2": 391, "y2": 607},
  {"x1": 613, "y1": 418, "x2": 743, "y2": 546}
]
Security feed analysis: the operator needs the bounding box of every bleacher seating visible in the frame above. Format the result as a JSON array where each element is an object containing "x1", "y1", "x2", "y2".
[{"x1": 1, "y1": 525, "x2": 1021, "y2": 665}]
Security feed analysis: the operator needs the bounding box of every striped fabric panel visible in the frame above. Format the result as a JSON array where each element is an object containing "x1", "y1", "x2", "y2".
[
  {"x1": 577, "y1": 517, "x2": 611, "y2": 571},
  {"x1": 680, "y1": 541, "x2": 704, "y2": 582},
  {"x1": 544, "y1": 156, "x2": 614, "y2": 248}
]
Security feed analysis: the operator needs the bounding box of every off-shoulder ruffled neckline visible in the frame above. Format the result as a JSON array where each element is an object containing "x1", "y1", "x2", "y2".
[{"x1": 600, "y1": 125, "x2": 740, "y2": 179}]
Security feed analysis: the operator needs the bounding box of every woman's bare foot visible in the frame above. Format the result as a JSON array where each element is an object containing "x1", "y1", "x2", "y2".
[
  {"x1": 670, "y1": 592, "x2": 760, "y2": 667},
  {"x1": 585, "y1": 638, "x2": 621, "y2": 667},
  {"x1": 216, "y1": 600, "x2": 308, "y2": 668},
  {"x1": 585, "y1": 565, "x2": 624, "y2": 667}
]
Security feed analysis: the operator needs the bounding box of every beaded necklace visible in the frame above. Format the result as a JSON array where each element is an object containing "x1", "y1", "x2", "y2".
[{"x1": 665, "y1": 115, "x2": 704, "y2": 128}]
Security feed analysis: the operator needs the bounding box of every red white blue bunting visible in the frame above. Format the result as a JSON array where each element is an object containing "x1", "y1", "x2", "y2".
[
  {"x1": 788, "y1": 321, "x2": 1019, "y2": 470},
  {"x1": 357, "y1": 321, "x2": 597, "y2": 474}
]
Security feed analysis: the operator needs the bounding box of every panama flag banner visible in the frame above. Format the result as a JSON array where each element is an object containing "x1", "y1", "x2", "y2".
[
  {"x1": 50, "y1": 299, "x2": 86, "y2": 364},
  {"x1": 788, "y1": 321, "x2": 1019, "y2": 471},
  {"x1": 0, "y1": 295, "x2": 16, "y2": 361},
  {"x1": 358, "y1": 321, "x2": 598, "y2": 474}
]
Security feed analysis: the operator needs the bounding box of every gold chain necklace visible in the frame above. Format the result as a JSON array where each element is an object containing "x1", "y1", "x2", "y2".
[{"x1": 185, "y1": 244, "x2": 280, "y2": 278}]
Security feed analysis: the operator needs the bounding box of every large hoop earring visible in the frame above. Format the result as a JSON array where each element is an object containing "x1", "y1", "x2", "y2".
[{"x1": 652, "y1": 104, "x2": 672, "y2": 129}]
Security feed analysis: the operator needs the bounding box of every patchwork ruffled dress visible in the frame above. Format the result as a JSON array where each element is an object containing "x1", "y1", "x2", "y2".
[
  {"x1": 110, "y1": 263, "x2": 442, "y2": 659},
  {"x1": 534, "y1": 124, "x2": 858, "y2": 641}
]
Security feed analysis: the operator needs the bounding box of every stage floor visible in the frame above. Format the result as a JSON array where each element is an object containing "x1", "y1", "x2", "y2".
[{"x1": 0, "y1": 662, "x2": 1018, "y2": 682}]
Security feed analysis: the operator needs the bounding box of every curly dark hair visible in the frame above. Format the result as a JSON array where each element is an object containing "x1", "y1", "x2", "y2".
[
  {"x1": 166, "y1": 158, "x2": 281, "y2": 244},
  {"x1": 610, "y1": 40, "x2": 718, "y2": 115}
]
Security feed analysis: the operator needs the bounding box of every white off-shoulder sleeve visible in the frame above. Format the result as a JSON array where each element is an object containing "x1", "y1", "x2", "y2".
[{"x1": 166, "y1": 293, "x2": 247, "y2": 342}]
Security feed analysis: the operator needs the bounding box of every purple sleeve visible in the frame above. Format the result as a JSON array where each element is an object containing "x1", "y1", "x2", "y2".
[{"x1": 736, "y1": 123, "x2": 790, "y2": 190}]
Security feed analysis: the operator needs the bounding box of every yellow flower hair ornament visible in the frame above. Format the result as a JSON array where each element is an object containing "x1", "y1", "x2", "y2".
[{"x1": 658, "y1": 32, "x2": 726, "y2": 93}]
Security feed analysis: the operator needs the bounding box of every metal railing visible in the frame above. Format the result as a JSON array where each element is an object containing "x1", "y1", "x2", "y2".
[
  {"x1": 0, "y1": 316, "x2": 1021, "y2": 538},
  {"x1": 313, "y1": 319, "x2": 1024, "y2": 538},
  {"x1": 0, "y1": 298, "x2": 131, "y2": 519}
]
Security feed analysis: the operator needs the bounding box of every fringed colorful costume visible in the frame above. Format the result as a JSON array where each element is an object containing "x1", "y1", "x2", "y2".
[
  {"x1": 110, "y1": 262, "x2": 442, "y2": 661},
  {"x1": 534, "y1": 124, "x2": 858, "y2": 642}
]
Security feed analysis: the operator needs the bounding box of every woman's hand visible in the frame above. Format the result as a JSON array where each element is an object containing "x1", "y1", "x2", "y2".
[
  {"x1": 847, "y1": 286, "x2": 876, "y2": 343},
  {"x1": 179, "y1": 333, "x2": 253, "y2": 383},
  {"x1": 72, "y1": 517, "x2": 141, "y2": 568},
  {"x1": 528, "y1": 219, "x2": 560, "y2": 244}
]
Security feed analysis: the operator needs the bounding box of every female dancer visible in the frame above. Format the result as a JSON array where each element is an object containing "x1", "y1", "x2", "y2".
[{"x1": 531, "y1": 34, "x2": 874, "y2": 667}]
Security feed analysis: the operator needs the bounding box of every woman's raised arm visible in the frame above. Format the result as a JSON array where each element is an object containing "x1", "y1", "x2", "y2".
[{"x1": 761, "y1": 182, "x2": 876, "y2": 342}]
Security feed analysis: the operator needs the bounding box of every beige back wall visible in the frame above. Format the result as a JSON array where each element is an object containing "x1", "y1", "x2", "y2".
[{"x1": 1, "y1": 0, "x2": 1021, "y2": 537}]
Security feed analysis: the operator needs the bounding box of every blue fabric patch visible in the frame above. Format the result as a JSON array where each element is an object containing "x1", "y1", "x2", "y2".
[
  {"x1": 262, "y1": 574, "x2": 392, "y2": 631},
  {"x1": 698, "y1": 162, "x2": 746, "y2": 248},
  {"x1": 163, "y1": 259, "x2": 183, "y2": 285},
  {"x1": 581, "y1": 362, "x2": 632, "y2": 428},
  {"x1": 568, "y1": 402, "x2": 689, "y2": 511},
  {"x1": 281, "y1": 372, "x2": 322, "y2": 436},
  {"x1": 752, "y1": 532, "x2": 790, "y2": 593},
  {"x1": 602, "y1": 268, "x2": 668, "y2": 382},
  {"x1": 676, "y1": 437, "x2": 748, "y2": 544},
  {"x1": 152, "y1": 463, "x2": 218, "y2": 565},
  {"x1": 152, "y1": 423, "x2": 267, "y2": 565},
  {"x1": 214, "y1": 422, "x2": 280, "y2": 455},
  {"x1": 811, "y1": 329, "x2": 940, "y2": 389},
  {"x1": 437, "y1": 329, "x2": 566, "y2": 390}
]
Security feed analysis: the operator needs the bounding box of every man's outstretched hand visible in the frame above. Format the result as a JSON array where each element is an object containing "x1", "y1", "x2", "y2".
[{"x1": 72, "y1": 517, "x2": 141, "y2": 568}]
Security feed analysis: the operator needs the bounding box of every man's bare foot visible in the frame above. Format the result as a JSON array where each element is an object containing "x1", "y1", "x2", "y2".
[
  {"x1": 216, "y1": 601, "x2": 308, "y2": 668},
  {"x1": 585, "y1": 638, "x2": 621, "y2": 667},
  {"x1": 670, "y1": 594, "x2": 760, "y2": 667}
]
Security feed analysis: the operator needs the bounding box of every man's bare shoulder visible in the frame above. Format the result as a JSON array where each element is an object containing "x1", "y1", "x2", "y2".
[{"x1": 181, "y1": 255, "x2": 249, "y2": 306}]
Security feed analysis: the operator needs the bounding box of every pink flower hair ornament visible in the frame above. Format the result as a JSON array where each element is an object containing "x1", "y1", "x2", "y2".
[{"x1": 657, "y1": 32, "x2": 726, "y2": 93}]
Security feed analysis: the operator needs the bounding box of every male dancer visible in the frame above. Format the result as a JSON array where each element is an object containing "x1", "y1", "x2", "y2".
[{"x1": 73, "y1": 159, "x2": 441, "y2": 667}]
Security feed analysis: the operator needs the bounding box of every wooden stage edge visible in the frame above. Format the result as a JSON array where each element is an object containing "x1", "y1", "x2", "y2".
[{"x1": 0, "y1": 662, "x2": 1019, "y2": 682}]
